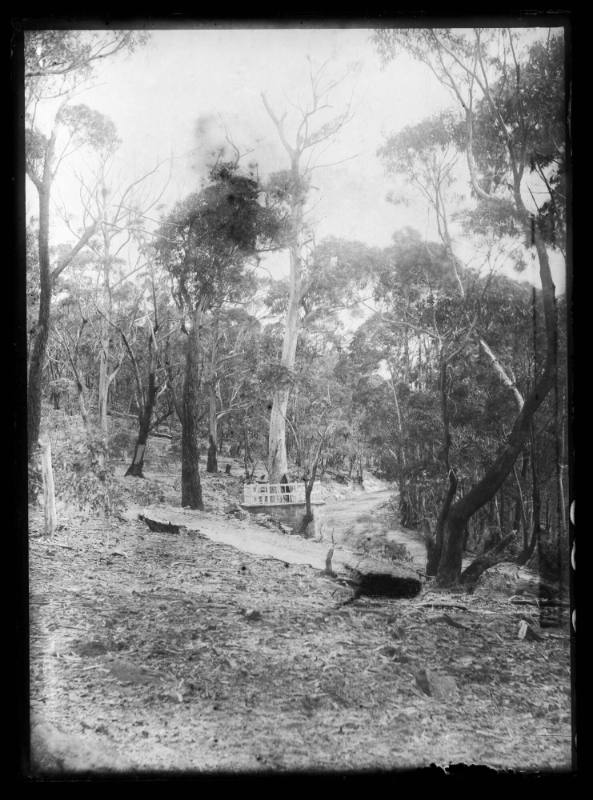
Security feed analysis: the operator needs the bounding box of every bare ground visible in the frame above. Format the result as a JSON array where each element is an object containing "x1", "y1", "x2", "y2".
[{"x1": 27, "y1": 460, "x2": 573, "y2": 776}]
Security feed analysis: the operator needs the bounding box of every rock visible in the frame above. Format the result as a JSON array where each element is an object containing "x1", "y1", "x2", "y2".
[
  {"x1": 415, "y1": 668, "x2": 459, "y2": 702},
  {"x1": 73, "y1": 640, "x2": 108, "y2": 657},
  {"x1": 30, "y1": 721, "x2": 125, "y2": 773},
  {"x1": 517, "y1": 620, "x2": 545, "y2": 641},
  {"x1": 242, "y1": 609, "x2": 262, "y2": 621},
  {"x1": 228, "y1": 504, "x2": 250, "y2": 521}
]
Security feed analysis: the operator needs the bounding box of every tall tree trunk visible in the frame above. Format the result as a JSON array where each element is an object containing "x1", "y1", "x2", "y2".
[
  {"x1": 206, "y1": 315, "x2": 219, "y2": 473},
  {"x1": 426, "y1": 357, "x2": 454, "y2": 575},
  {"x1": 517, "y1": 424, "x2": 541, "y2": 565},
  {"x1": 125, "y1": 373, "x2": 157, "y2": 478},
  {"x1": 207, "y1": 434, "x2": 218, "y2": 474},
  {"x1": 427, "y1": 469, "x2": 458, "y2": 576},
  {"x1": 268, "y1": 251, "x2": 301, "y2": 483},
  {"x1": 40, "y1": 435, "x2": 56, "y2": 537},
  {"x1": 98, "y1": 344, "x2": 110, "y2": 435},
  {"x1": 243, "y1": 418, "x2": 254, "y2": 480},
  {"x1": 98, "y1": 210, "x2": 114, "y2": 439},
  {"x1": 27, "y1": 186, "x2": 52, "y2": 456},
  {"x1": 181, "y1": 306, "x2": 203, "y2": 509},
  {"x1": 299, "y1": 431, "x2": 326, "y2": 537},
  {"x1": 437, "y1": 233, "x2": 557, "y2": 587},
  {"x1": 268, "y1": 155, "x2": 304, "y2": 485},
  {"x1": 206, "y1": 385, "x2": 218, "y2": 473}
]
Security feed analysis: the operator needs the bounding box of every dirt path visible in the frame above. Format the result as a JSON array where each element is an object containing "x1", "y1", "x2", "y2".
[
  {"x1": 124, "y1": 482, "x2": 427, "y2": 577},
  {"x1": 317, "y1": 486, "x2": 428, "y2": 570}
]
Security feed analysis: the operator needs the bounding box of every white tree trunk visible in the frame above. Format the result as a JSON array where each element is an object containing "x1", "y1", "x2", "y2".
[
  {"x1": 268, "y1": 241, "x2": 301, "y2": 483},
  {"x1": 40, "y1": 436, "x2": 56, "y2": 537},
  {"x1": 99, "y1": 345, "x2": 109, "y2": 435}
]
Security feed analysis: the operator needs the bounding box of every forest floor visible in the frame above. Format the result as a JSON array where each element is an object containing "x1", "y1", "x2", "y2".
[{"x1": 27, "y1": 455, "x2": 573, "y2": 776}]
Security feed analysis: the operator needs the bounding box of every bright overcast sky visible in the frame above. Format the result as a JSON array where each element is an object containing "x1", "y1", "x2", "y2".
[{"x1": 31, "y1": 26, "x2": 565, "y2": 292}]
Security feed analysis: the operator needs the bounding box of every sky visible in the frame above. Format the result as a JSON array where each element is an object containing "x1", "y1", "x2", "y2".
[{"x1": 28, "y1": 25, "x2": 566, "y2": 293}]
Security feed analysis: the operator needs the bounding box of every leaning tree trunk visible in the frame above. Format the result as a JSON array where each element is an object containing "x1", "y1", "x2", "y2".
[
  {"x1": 437, "y1": 233, "x2": 558, "y2": 587},
  {"x1": 180, "y1": 306, "x2": 204, "y2": 509},
  {"x1": 427, "y1": 469, "x2": 458, "y2": 576},
  {"x1": 125, "y1": 373, "x2": 157, "y2": 478}
]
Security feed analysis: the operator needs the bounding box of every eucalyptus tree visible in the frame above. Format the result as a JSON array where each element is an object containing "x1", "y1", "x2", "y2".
[
  {"x1": 200, "y1": 303, "x2": 263, "y2": 473},
  {"x1": 24, "y1": 28, "x2": 146, "y2": 456},
  {"x1": 375, "y1": 28, "x2": 567, "y2": 586},
  {"x1": 261, "y1": 59, "x2": 355, "y2": 483},
  {"x1": 154, "y1": 162, "x2": 281, "y2": 508}
]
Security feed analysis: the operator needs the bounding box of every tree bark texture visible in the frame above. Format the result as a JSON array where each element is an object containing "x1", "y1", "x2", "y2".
[
  {"x1": 181, "y1": 307, "x2": 203, "y2": 509},
  {"x1": 27, "y1": 186, "x2": 52, "y2": 456},
  {"x1": 125, "y1": 370, "x2": 157, "y2": 477},
  {"x1": 427, "y1": 468, "x2": 458, "y2": 576},
  {"x1": 40, "y1": 436, "x2": 57, "y2": 536},
  {"x1": 206, "y1": 383, "x2": 218, "y2": 473},
  {"x1": 268, "y1": 261, "x2": 301, "y2": 483},
  {"x1": 267, "y1": 157, "x2": 304, "y2": 485}
]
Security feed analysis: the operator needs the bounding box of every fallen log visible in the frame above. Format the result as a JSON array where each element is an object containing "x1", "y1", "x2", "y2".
[
  {"x1": 139, "y1": 513, "x2": 186, "y2": 534},
  {"x1": 340, "y1": 556, "x2": 422, "y2": 599}
]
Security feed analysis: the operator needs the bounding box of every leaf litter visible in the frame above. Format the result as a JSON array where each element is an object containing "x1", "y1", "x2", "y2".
[{"x1": 28, "y1": 465, "x2": 573, "y2": 774}]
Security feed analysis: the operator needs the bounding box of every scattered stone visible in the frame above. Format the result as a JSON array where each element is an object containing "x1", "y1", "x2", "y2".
[
  {"x1": 228, "y1": 504, "x2": 250, "y2": 521},
  {"x1": 377, "y1": 644, "x2": 399, "y2": 659},
  {"x1": 242, "y1": 609, "x2": 262, "y2": 621},
  {"x1": 518, "y1": 619, "x2": 545, "y2": 641},
  {"x1": 30, "y1": 721, "x2": 124, "y2": 774},
  {"x1": 415, "y1": 668, "x2": 459, "y2": 702},
  {"x1": 74, "y1": 640, "x2": 109, "y2": 657},
  {"x1": 107, "y1": 659, "x2": 165, "y2": 685}
]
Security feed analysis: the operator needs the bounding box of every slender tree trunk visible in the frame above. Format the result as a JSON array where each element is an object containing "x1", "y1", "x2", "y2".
[
  {"x1": 426, "y1": 357, "x2": 454, "y2": 575},
  {"x1": 27, "y1": 186, "x2": 52, "y2": 456},
  {"x1": 268, "y1": 266, "x2": 300, "y2": 482},
  {"x1": 206, "y1": 386, "x2": 218, "y2": 473},
  {"x1": 126, "y1": 318, "x2": 158, "y2": 478},
  {"x1": 299, "y1": 432, "x2": 326, "y2": 537},
  {"x1": 206, "y1": 315, "x2": 219, "y2": 473},
  {"x1": 427, "y1": 469, "x2": 458, "y2": 576},
  {"x1": 243, "y1": 418, "x2": 253, "y2": 480},
  {"x1": 40, "y1": 435, "x2": 56, "y2": 537},
  {"x1": 98, "y1": 345, "x2": 110, "y2": 435},
  {"x1": 268, "y1": 158, "x2": 304, "y2": 485},
  {"x1": 125, "y1": 374, "x2": 157, "y2": 478},
  {"x1": 98, "y1": 214, "x2": 114, "y2": 439},
  {"x1": 181, "y1": 306, "x2": 203, "y2": 509}
]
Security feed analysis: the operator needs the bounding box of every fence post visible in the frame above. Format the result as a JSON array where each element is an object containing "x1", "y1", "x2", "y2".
[{"x1": 40, "y1": 435, "x2": 57, "y2": 537}]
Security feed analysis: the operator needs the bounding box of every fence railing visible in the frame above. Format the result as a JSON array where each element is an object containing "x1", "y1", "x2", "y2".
[{"x1": 243, "y1": 482, "x2": 319, "y2": 506}]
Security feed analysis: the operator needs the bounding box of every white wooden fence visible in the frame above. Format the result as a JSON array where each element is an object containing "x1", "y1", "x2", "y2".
[{"x1": 243, "y1": 481, "x2": 311, "y2": 506}]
